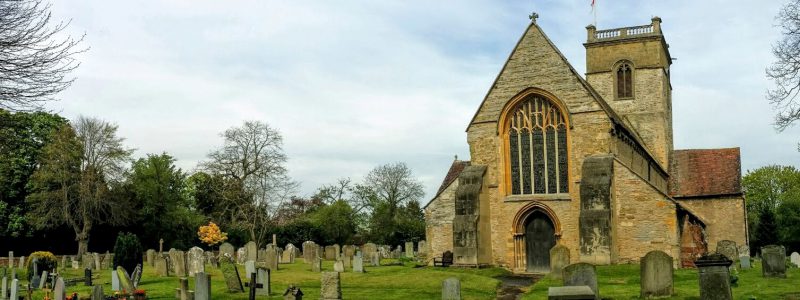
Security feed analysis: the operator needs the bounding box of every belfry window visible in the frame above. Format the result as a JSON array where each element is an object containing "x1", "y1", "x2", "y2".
[
  {"x1": 616, "y1": 62, "x2": 633, "y2": 99},
  {"x1": 506, "y1": 95, "x2": 568, "y2": 195}
]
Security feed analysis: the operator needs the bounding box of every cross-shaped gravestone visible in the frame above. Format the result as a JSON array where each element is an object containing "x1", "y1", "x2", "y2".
[{"x1": 248, "y1": 272, "x2": 261, "y2": 300}]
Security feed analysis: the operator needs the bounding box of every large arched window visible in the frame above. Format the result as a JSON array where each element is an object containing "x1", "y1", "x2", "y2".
[
  {"x1": 506, "y1": 95, "x2": 568, "y2": 195},
  {"x1": 616, "y1": 61, "x2": 633, "y2": 99}
]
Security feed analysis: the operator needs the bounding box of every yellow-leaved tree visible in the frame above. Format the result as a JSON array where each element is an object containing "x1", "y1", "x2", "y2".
[{"x1": 197, "y1": 222, "x2": 228, "y2": 246}]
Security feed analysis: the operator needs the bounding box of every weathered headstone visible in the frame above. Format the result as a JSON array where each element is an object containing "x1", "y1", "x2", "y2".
[
  {"x1": 281, "y1": 246, "x2": 295, "y2": 264},
  {"x1": 342, "y1": 245, "x2": 356, "y2": 259},
  {"x1": 155, "y1": 256, "x2": 169, "y2": 276},
  {"x1": 146, "y1": 249, "x2": 156, "y2": 267},
  {"x1": 82, "y1": 254, "x2": 93, "y2": 270},
  {"x1": 170, "y1": 250, "x2": 187, "y2": 277},
  {"x1": 342, "y1": 256, "x2": 351, "y2": 269},
  {"x1": 131, "y1": 264, "x2": 142, "y2": 289},
  {"x1": 392, "y1": 246, "x2": 402, "y2": 258},
  {"x1": 220, "y1": 260, "x2": 244, "y2": 292},
  {"x1": 353, "y1": 256, "x2": 364, "y2": 273},
  {"x1": 116, "y1": 266, "x2": 134, "y2": 292},
  {"x1": 195, "y1": 271, "x2": 211, "y2": 300},
  {"x1": 418, "y1": 240, "x2": 427, "y2": 256},
  {"x1": 738, "y1": 245, "x2": 750, "y2": 258},
  {"x1": 187, "y1": 247, "x2": 205, "y2": 277},
  {"x1": 333, "y1": 260, "x2": 344, "y2": 272},
  {"x1": 255, "y1": 268, "x2": 270, "y2": 296},
  {"x1": 312, "y1": 257, "x2": 322, "y2": 273},
  {"x1": 265, "y1": 248, "x2": 279, "y2": 271},
  {"x1": 61, "y1": 255, "x2": 67, "y2": 271},
  {"x1": 220, "y1": 242, "x2": 235, "y2": 258},
  {"x1": 17, "y1": 257, "x2": 23, "y2": 269},
  {"x1": 550, "y1": 244, "x2": 570, "y2": 279},
  {"x1": 236, "y1": 247, "x2": 246, "y2": 264},
  {"x1": 71, "y1": 260, "x2": 79, "y2": 270},
  {"x1": 695, "y1": 253, "x2": 733, "y2": 300},
  {"x1": 1, "y1": 275, "x2": 7, "y2": 300},
  {"x1": 302, "y1": 241, "x2": 317, "y2": 263},
  {"x1": 362, "y1": 243, "x2": 377, "y2": 256},
  {"x1": 761, "y1": 245, "x2": 787, "y2": 278},
  {"x1": 324, "y1": 246, "x2": 336, "y2": 260},
  {"x1": 245, "y1": 260, "x2": 256, "y2": 278},
  {"x1": 405, "y1": 241, "x2": 414, "y2": 258},
  {"x1": 91, "y1": 285, "x2": 103, "y2": 300},
  {"x1": 442, "y1": 277, "x2": 461, "y2": 300},
  {"x1": 54, "y1": 277, "x2": 65, "y2": 300},
  {"x1": 370, "y1": 251, "x2": 381, "y2": 267},
  {"x1": 8, "y1": 279, "x2": 16, "y2": 300},
  {"x1": 790, "y1": 252, "x2": 800, "y2": 267},
  {"x1": 739, "y1": 255, "x2": 751, "y2": 270},
  {"x1": 92, "y1": 253, "x2": 101, "y2": 271},
  {"x1": 640, "y1": 250, "x2": 673, "y2": 298},
  {"x1": 84, "y1": 268, "x2": 92, "y2": 286},
  {"x1": 716, "y1": 240, "x2": 738, "y2": 261},
  {"x1": 38, "y1": 271, "x2": 48, "y2": 289},
  {"x1": 179, "y1": 277, "x2": 189, "y2": 300},
  {"x1": 320, "y1": 272, "x2": 341, "y2": 300},
  {"x1": 245, "y1": 241, "x2": 258, "y2": 262},
  {"x1": 101, "y1": 252, "x2": 112, "y2": 270},
  {"x1": 111, "y1": 270, "x2": 120, "y2": 291},
  {"x1": 563, "y1": 263, "x2": 599, "y2": 299}
]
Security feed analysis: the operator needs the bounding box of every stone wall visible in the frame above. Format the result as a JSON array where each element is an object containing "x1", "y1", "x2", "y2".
[
  {"x1": 676, "y1": 196, "x2": 747, "y2": 250},
  {"x1": 424, "y1": 180, "x2": 457, "y2": 261}
]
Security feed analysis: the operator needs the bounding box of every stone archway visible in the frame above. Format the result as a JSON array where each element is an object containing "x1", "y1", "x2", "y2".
[{"x1": 512, "y1": 202, "x2": 561, "y2": 273}]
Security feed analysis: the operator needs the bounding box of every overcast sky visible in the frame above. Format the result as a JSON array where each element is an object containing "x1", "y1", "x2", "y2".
[{"x1": 46, "y1": 0, "x2": 800, "y2": 200}]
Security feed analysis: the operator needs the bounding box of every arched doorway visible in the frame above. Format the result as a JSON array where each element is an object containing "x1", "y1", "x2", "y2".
[{"x1": 525, "y1": 211, "x2": 556, "y2": 272}]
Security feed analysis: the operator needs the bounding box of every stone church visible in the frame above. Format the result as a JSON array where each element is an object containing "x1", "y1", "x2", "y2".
[{"x1": 423, "y1": 16, "x2": 747, "y2": 273}]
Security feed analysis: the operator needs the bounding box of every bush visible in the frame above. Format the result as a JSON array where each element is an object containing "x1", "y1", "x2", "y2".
[
  {"x1": 113, "y1": 232, "x2": 143, "y2": 272},
  {"x1": 26, "y1": 251, "x2": 57, "y2": 280}
]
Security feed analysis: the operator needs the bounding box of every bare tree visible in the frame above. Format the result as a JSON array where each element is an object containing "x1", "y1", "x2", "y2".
[
  {"x1": 363, "y1": 162, "x2": 424, "y2": 212},
  {"x1": 202, "y1": 121, "x2": 296, "y2": 245},
  {"x1": 74, "y1": 116, "x2": 132, "y2": 181},
  {"x1": 0, "y1": 0, "x2": 86, "y2": 110}
]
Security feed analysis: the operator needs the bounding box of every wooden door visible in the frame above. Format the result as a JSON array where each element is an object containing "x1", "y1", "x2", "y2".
[{"x1": 525, "y1": 212, "x2": 555, "y2": 273}]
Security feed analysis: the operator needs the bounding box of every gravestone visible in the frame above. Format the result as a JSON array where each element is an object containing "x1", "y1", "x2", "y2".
[
  {"x1": 563, "y1": 263, "x2": 599, "y2": 299},
  {"x1": 179, "y1": 277, "x2": 189, "y2": 300},
  {"x1": 342, "y1": 256, "x2": 351, "y2": 269},
  {"x1": 17, "y1": 257, "x2": 23, "y2": 269},
  {"x1": 92, "y1": 253, "x2": 101, "y2": 271},
  {"x1": 370, "y1": 251, "x2": 380, "y2": 267},
  {"x1": 392, "y1": 246, "x2": 402, "y2": 258},
  {"x1": 84, "y1": 268, "x2": 92, "y2": 286},
  {"x1": 333, "y1": 244, "x2": 341, "y2": 259},
  {"x1": 111, "y1": 270, "x2": 120, "y2": 291},
  {"x1": 418, "y1": 240, "x2": 427, "y2": 257},
  {"x1": 170, "y1": 250, "x2": 187, "y2": 277},
  {"x1": 2, "y1": 276, "x2": 6, "y2": 300},
  {"x1": 146, "y1": 249, "x2": 156, "y2": 267},
  {"x1": 101, "y1": 252, "x2": 112, "y2": 270},
  {"x1": 441, "y1": 277, "x2": 461, "y2": 300},
  {"x1": 155, "y1": 256, "x2": 169, "y2": 276},
  {"x1": 257, "y1": 249, "x2": 267, "y2": 265},
  {"x1": 54, "y1": 277, "x2": 65, "y2": 300},
  {"x1": 38, "y1": 270, "x2": 48, "y2": 289},
  {"x1": 245, "y1": 241, "x2": 258, "y2": 262},
  {"x1": 131, "y1": 264, "x2": 142, "y2": 288},
  {"x1": 324, "y1": 246, "x2": 336, "y2": 260},
  {"x1": 116, "y1": 266, "x2": 133, "y2": 292},
  {"x1": 790, "y1": 252, "x2": 800, "y2": 267},
  {"x1": 61, "y1": 255, "x2": 67, "y2": 271},
  {"x1": 195, "y1": 271, "x2": 211, "y2": 300},
  {"x1": 220, "y1": 260, "x2": 244, "y2": 292},
  {"x1": 255, "y1": 268, "x2": 270, "y2": 296},
  {"x1": 362, "y1": 243, "x2": 377, "y2": 256},
  {"x1": 352, "y1": 256, "x2": 364, "y2": 273},
  {"x1": 91, "y1": 285, "x2": 103, "y2": 300},
  {"x1": 71, "y1": 260, "x2": 79, "y2": 270},
  {"x1": 379, "y1": 246, "x2": 391, "y2": 259},
  {"x1": 187, "y1": 247, "x2": 205, "y2": 277},
  {"x1": 405, "y1": 241, "x2": 414, "y2": 258},
  {"x1": 342, "y1": 245, "x2": 356, "y2": 259},
  {"x1": 640, "y1": 250, "x2": 673, "y2": 298},
  {"x1": 265, "y1": 247, "x2": 279, "y2": 271},
  {"x1": 739, "y1": 255, "x2": 751, "y2": 270},
  {"x1": 547, "y1": 286, "x2": 595, "y2": 300},
  {"x1": 549, "y1": 244, "x2": 570, "y2": 279},
  {"x1": 82, "y1": 254, "x2": 93, "y2": 270},
  {"x1": 716, "y1": 240, "x2": 738, "y2": 261},
  {"x1": 219, "y1": 242, "x2": 235, "y2": 259},
  {"x1": 302, "y1": 241, "x2": 317, "y2": 263},
  {"x1": 236, "y1": 247, "x2": 247, "y2": 264},
  {"x1": 8, "y1": 279, "x2": 16, "y2": 300},
  {"x1": 695, "y1": 253, "x2": 733, "y2": 300},
  {"x1": 761, "y1": 245, "x2": 787, "y2": 278},
  {"x1": 738, "y1": 245, "x2": 750, "y2": 258},
  {"x1": 320, "y1": 272, "x2": 341, "y2": 300},
  {"x1": 333, "y1": 260, "x2": 344, "y2": 272},
  {"x1": 245, "y1": 260, "x2": 256, "y2": 278},
  {"x1": 312, "y1": 257, "x2": 322, "y2": 273},
  {"x1": 281, "y1": 247, "x2": 295, "y2": 264}
]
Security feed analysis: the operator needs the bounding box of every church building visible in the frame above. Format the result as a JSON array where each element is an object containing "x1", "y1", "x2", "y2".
[{"x1": 423, "y1": 16, "x2": 747, "y2": 273}]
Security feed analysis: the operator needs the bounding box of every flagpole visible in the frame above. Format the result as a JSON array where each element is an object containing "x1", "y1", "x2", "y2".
[{"x1": 592, "y1": 0, "x2": 597, "y2": 26}]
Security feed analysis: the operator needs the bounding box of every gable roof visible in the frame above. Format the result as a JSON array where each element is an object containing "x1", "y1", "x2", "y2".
[
  {"x1": 423, "y1": 160, "x2": 470, "y2": 209},
  {"x1": 669, "y1": 148, "x2": 742, "y2": 198}
]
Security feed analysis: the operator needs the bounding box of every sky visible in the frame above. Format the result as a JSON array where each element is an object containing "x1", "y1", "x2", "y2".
[{"x1": 45, "y1": 0, "x2": 800, "y2": 201}]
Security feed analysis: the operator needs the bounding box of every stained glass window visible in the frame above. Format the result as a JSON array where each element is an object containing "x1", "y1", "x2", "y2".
[{"x1": 507, "y1": 95, "x2": 568, "y2": 195}]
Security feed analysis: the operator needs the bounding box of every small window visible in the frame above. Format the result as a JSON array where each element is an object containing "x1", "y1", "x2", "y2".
[{"x1": 616, "y1": 62, "x2": 633, "y2": 99}]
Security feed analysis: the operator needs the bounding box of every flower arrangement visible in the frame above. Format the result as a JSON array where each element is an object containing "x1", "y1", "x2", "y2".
[
  {"x1": 114, "y1": 289, "x2": 129, "y2": 300},
  {"x1": 133, "y1": 289, "x2": 147, "y2": 300},
  {"x1": 65, "y1": 292, "x2": 78, "y2": 300}
]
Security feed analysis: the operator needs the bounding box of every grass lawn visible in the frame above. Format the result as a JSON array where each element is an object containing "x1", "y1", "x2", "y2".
[
  {"x1": 524, "y1": 260, "x2": 800, "y2": 299},
  {"x1": 24, "y1": 259, "x2": 507, "y2": 299}
]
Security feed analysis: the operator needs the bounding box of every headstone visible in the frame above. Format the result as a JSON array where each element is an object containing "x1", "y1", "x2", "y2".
[
  {"x1": 131, "y1": 264, "x2": 142, "y2": 288},
  {"x1": 1, "y1": 276, "x2": 7, "y2": 300},
  {"x1": 333, "y1": 260, "x2": 344, "y2": 272},
  {"x1": 84, "y1": 268, "x2": 92, "y2": 286},
  {"x1": 695, "y1": 253, "x2": 733, "y2": 300},
  {"x1": 441, "y1": 277, "x2": 461, "y2": 300},
  {"x1": 550, "y1": 244, "x2": 570, "y2": 279},
  {"x1": 312, "y1": 257, "x2": 322, "y2": 273},
  {"x1": 370, "y1": 251, "x2": 380, "y2": 267},
  {"x1": 255, "y1": 268, "x2": 270, "y2": 296},
  {"x1": 547, "y1": 286, "x2": 595, "y2": 299},
  {"x1": 283, "y1": 284, "x2": 304, "y2": 300},
  {"x1": 237, "y1": 247, "x2": 246, "y2": 264},
  {"x1": 738, "y1": 245, "x2": 750, "y2": 258},
  {"x1": 281, "y1": 247, "x2": 295, "y2": 264},
  {"x1": 790, "y1": 252, "x2": 800, "y2": 267},
  {"x1": 146, "y1": 249, "x2": 156, "y2": 267},
  {"x1": 7, "y1": 251, "x2": 12, "y2": 268},
  {"x1": 245, "y1": 241, "x2": 258, "y2": 262},
  {"x1": 54, "y1": 277, "x2": 65, "y2": 300},
  {"x1": 342, "y1": 256, "x2": 351, "y2": 269},
  {"x1": 333, "y1": 244, "x2": 341, "y2": 259},
  {"x1": 91, "y1": 285, "x2": 103, "y2": 300},
  {"x1": 320, "y1": 272, "x2": 341, "y2": 300},
  {"x1": 418, "y1": 240, "x2": 427, "y2": 256},
  {"x1": 302, "y1": 241, "x2": 317, "y2": 263},
  {"x1": 342, "y1": 245, "x2": 356, "y2": 259},
  {"x1": 715, "y1": 240, "x2": 738, "y2": 261},
  {"x1": 265, "y1": 247, "x2": 279, "y2": 271},
  {"x1": 640, "y1": 250, "x2": 673, "y2": 298},
  {"x1": 38, "y1": 271, "x2": 48, "y2": 289},
  {"x1": 111, "y1": 270, "x2": 120, "y2": 291},
  {"x1": 220, "y1": 261, "x2": 244, "y2": 292},
  {"x1": 405, "y1": 241, "x2": 414, "y2": 257},
  {"x1": 71, "y1": 261, "x2": 79, "y2": 270},
  {"x1": 362, "y1": 243, "x2": 377, "y2": 256},
  {"x1": 563, "y1": 263, "x2": 599, "y2": 299},
  {"x1": 195, "y1": 272, "x2": 211, "y2": 300},
  {"x1": 739, "y1": 255, "x2": 751, "y2": 269},
  {"x1": 392, "y1": 246, "x2": 402, "y2": 258},
  {"x1": 116, "y1": 266, "x2": 133, "y2": 292},
  {"x1": 170, "y1": 250, "x2": 187, "y2": 277},
  {"x1": 61, "y1": 255, "x2": 67, "y2": 271},
  {"x1": 187, "y1": 247, "x2": 205, "y2": 277},
  {"x1": 8, "y1": 279, "x2": 16, "y2": 300},
  {"x1": 245, "y1": 260, "x2": 256, "y2": 278},
  {"x1": 101, "y1": 252, "x2": 112, "y2": 270},
  {"x1": 17, "y1": 257, "x2": 23, "y2": 269},
  {"x1": 179, "y1": 277, "x2": 189, "y2": 300},
  {"x1": 220, "y1": 242, "x2": 235, "y2": 258},
  {"x1": 324, "y1": 246, "x2": 336, "y2": 260},
  {"x1": 353, "y1": 256, "x2": 364, "y2": 273},
  {"x1": 155, "y1": 256, "x2": 170, "y2": 276},
  {"x1": 92, "y1": 253, "x2": 101, "y2": 271},
  {"x1": 82, "y1": 254, "x2": 93, "y2": 270},
  {"x1": 761, "y1": 245, "x2": 787, "y2": 278}
]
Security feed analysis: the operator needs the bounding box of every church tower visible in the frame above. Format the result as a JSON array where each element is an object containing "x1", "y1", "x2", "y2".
[{"x1": 584, "y1": 17, "x2": 673, "y2": 169}]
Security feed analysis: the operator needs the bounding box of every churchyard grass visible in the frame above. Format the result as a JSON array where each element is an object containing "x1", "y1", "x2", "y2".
[
  {"x1": 25, "y1": 259, "x2": 504, "y2": 299},
  {"x1": 525, "y1": 259, "x2": 800, "y2": 299}
]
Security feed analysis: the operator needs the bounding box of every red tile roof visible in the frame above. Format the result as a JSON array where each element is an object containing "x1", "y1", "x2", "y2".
[
  {"x1": 433, "y1": 160, "x2": 470, "y2": 199},
  {"x1": 669, "y1": 148, "x2": 742, "y2": 197}
]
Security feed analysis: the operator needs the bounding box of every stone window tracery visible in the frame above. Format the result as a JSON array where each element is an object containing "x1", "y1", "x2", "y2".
[
  {"x1": 506, "y1": 95, "x2": 568, "y2": 195},
  {"x1": 616, "y1": 62, "x2": 633, "y2": 99}
]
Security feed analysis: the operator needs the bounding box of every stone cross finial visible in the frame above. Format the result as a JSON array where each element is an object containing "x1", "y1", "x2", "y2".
[
  {"x1": 159, "y1": 239, "x2": 164, "y2": 254},
  {"x1": 529, "y1": 12, "x2": 539, "y2": 23}
]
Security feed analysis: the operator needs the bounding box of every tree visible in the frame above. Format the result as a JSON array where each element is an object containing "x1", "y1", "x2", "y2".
[
  {"x1": 777, "y1": 199, "x2": 800, "y2": 251},
  {"x1": 767, "y1": 0, "x2": 800, "y2": 131},
  {"x1": 74, "y1": 116, "x2": 132, "y2": 182},
  {"x1": 362, "y1": 162, "x2": 424, "y2": 244},
  {"x1": 755, "y1": 207, "x2": 779, "y2": 251},
  {"x1": 201, "y1": 121, "x2": 296, "y2": 245},
  {"x1": 742, "y1": 165, "x2": 800, "y2": 249},
  {"x1": 312, "y1": 200, "x2": 356, "y2": 245},
  {"x1": 0, "y1": 0, "x2": 85, "y2": 110}
]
